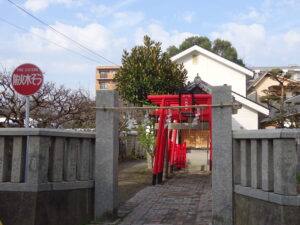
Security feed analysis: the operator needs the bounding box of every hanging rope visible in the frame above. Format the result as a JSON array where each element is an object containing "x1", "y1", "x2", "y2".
[{"x1": 93, "y1": 103, "x2": 232, "y2": 111}]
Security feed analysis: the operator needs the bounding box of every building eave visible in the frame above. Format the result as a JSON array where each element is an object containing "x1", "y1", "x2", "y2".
[
  {"x1": 247, "y1": 72, "x2": 269, "y2": 90},
  {"x1": 171, "y1": 45, "x2": 253, "y2": 77},
  {"x1": 232, "y1": 92, "x2": 269, "y2": 115}
]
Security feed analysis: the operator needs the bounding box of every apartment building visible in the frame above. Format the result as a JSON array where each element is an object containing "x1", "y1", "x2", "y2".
[{"x1": 95, "y1": 66, "x2": 120, "y2": 90}]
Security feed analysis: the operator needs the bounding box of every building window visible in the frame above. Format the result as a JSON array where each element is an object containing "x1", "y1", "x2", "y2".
[
  {"x1": 100, "y1": 71, "x2": 109, "y2": 78},
  {"x1": 100, "y1": 82, "x2": 109, "y2": 89},
  {"x1": 192, "y1": 55, "x2": 199, "y2": 65}
]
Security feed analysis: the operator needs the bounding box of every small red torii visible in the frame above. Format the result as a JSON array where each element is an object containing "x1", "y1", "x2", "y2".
[{"x1": 147, "y1": 94, "x2": 212, "y2": 185}]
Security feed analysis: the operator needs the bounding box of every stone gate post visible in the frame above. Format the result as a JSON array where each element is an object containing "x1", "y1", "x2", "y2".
[
  {"x1": 95, "y1": 90, "x2": 119, "y2": 220},
  {"x1": 212, "y1": 85, "x2": 233, "y2": 225}
]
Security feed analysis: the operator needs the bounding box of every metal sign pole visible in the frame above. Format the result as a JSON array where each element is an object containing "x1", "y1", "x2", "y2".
[
  {"x1": 25, "y1": 96, "x2": 30, "y2": 128},
  {"x1": 25, "y1": 95, "x2": 30, "y2": 182}
]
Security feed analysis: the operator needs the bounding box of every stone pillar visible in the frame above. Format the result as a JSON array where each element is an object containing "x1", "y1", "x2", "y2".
[
  {"x1": 95, "y1": 90, "x2": 119, "y2": 220},
  {"x1": 11, "y1": 136, "x2": 26, "y2": 183},
  {"x1": 78, "y1": 139, "x2": 92, "y2": 181},
  {"x1": 273, "y1": 139, "x2": 297, "y2": 195},
  {"x1": 64, "y1": 138, "x2": 79, "y2": 181},
  {"x1": 48, "y1": 137, "x2": 64, "y2": 182},
  {"x1": 212, "y1": 85, "x2": 233, "y2": 225},
  {"x1": 233, "y1": 139, "x2": 241, "y2": 185},
  {"x1": 240, "y1": 140, "x2": 251, "y2": 187},
  {"x1": 0, "y1": 137, "x2": 9, "y2": 182},
  {"x1": 261, "y1": 139, "x2": 274, "y2": 191},
  {"x1": 27, "y1": 136, "x2": 51, "y2": 184},
  {"x1": 250, "y1": 139, "x2": 262, "y2": 189},
  {"x1": 297, "y1": 138, "x2": 300, "y2": 174}
]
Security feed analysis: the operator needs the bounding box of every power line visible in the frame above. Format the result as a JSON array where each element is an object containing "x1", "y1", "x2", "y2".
[
  {"x1": 7, "y1": 0, "x2": 119, "y2": 66},
  {"x1": 0, "y1": 17, "x2": 103, "y2": 64}
]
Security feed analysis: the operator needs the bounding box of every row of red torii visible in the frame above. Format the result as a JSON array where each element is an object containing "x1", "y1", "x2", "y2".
[{"x1": 148, "y1": 93, "x2": 212, "y2": 185}]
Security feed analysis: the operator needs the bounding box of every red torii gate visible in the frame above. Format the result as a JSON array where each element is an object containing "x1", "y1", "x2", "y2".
[{"x1": 148, "y1": 94, "x2": 212, "y2": 185}]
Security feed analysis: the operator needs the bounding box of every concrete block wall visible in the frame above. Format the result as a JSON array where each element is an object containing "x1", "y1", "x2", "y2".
[
  {"x1": 0, "y1": 129, "x2": 95, "y2": 225},
  {"x1": 233, "y1": 129, "x2": 300, "y2": 225}
]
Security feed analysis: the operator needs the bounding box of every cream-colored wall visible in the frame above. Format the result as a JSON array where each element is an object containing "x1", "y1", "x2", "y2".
[
  {"x1": 253, "y1": 76, "x2": 296, "y2": 105},
  {"x1": 232, "y1": 105, "x2": 258, "y2": 130},
  {"x1": 176, "y1": 53, "x2": 247, "y2": 96},
  {"x1": 254, "y1": 77, "x2": 278, "y2": 104}
]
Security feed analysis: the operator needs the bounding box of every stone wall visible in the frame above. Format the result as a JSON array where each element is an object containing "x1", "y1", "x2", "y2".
[
  {"x1": 0, "y1": 128, "x2": 95, "y2": 225},
  {"x1": 233, "y1": 129, "x2": 300, "y2": 225},
  {"x1": 234, "y1": 193, "x2": 300, "y2": 225}
]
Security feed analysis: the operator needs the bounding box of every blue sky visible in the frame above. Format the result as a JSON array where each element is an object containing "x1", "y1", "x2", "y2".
[{"x1": 1, "y1": 0, "x2": 300, "y2": 95}]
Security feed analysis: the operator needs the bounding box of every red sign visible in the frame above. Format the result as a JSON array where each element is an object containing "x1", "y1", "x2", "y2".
[
  {"x1": 11, "y1": 63, "x2": 43, "y2": 96},
  {"x1": 180, "y1": 94, "x2": 192, "y2": 112}
]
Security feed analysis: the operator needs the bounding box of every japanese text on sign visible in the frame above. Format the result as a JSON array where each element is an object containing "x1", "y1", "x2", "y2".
[{"x1": 12, "y1": 74, "x2": 43, "y2": 86}]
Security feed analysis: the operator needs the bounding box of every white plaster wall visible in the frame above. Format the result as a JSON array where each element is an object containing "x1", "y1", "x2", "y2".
[
  {"x1": 232, "y1": 105, "x2": 258, "y2": 130},
  {"x1": 175, "y1": 53, "x2": 247, "y2": 96}
]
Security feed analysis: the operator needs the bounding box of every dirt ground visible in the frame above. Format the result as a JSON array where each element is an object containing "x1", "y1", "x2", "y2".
[
  {"x1": 118, "y1": 159, "x2": 152, "y2": 205},
  {"x1": 86, "y1": 159, "x2": 152, "y2": 225}
]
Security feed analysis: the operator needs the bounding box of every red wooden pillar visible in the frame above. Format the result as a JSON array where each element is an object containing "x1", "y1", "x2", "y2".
[{"x1": 152, "y1": 100, "x2": 166, "y2": 185}]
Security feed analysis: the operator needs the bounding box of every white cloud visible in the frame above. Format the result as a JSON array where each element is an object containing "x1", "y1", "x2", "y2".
[
  {"x1": 16, "y1": 22, "x2": 112, "y2": 53},
  {"x1": 262, "y1": 0, "x2": 300, "y2": 16},
  {"x1": 211, "y1": 23, "x2": 266, "y2": 57},
  {"x1": 282, "y1": 30, "x2": 300, "y2": 49},
  {"x1": 76, "y1": 13, "x2": 92, "y2": 22},
  {"x1": 264, "y1": 0, "x2": 300, "y2": 8},
  {"x1": 112, "y1": 12, "x2": 144, "y2": 28},
  {"x1": 183, "y1": 11, "x2": 195, "y2": 23},
  {"x1": 242, "y1": 9, "x2": 260, "y2": 20},
  {"x1": 91, "y1": 0, "x2": 137, "y2": 18},
  {"x1": 89, "y1": 1, "x2": 144, "y2": 29},
  {"x1": 90, "y1": 4, "x2": 113, "y2": 17},
  {"x1": 239, "y1": 8, "x2": 267, "y2": 22},
  {"x1": 23, "y1": 0, "x2": 84, "y2": 12},
  {"x1": 135, "y1": 23, "x2": 194, "y2": 50},
  {"x1": 210, "y1": 22, "x2": 300, "y2": 66},
  {"x1": 24, "y1": 0, "x2": 49, "y2": 12},
  {"x1": 237, "y1": 0, "x2": 300, "y2": 26},
  {"x1": 115, "y1": 0, "x2": 137, "y2": 9}
]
